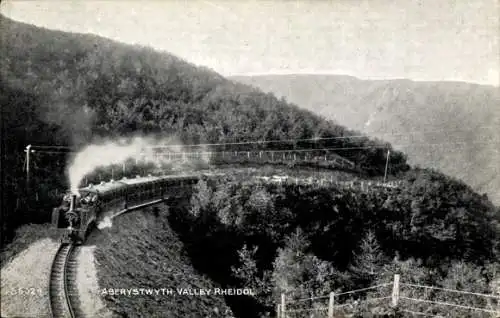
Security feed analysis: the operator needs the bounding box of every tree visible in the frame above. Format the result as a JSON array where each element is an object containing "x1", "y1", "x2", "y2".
[
  {"x1": 246, "y1": 188, "x2": 274, "y2": 214},
  {"x1": 350, "y1": 231, "x2": 387, "y2": 284},
  {"x1": 189, "y1": 180, "x2": 213, "y2": 219},
  {"x1": 231, "y1": 244, "x2": 272, "y2": 301},
  {"x1": 271, "y1": 228, "x2": 336, "y2": 303}
]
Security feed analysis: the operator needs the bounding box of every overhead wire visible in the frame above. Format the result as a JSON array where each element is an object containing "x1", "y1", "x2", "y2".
[
  {"x1": 152, "y1": 126, "x2": 499, "y2": 148},
  {"x1": 25, "y1": 125, "x2": 499, "y2": 150},
  {"x1": 26, "y1": 140, "x2": 500, "y2": 156}
]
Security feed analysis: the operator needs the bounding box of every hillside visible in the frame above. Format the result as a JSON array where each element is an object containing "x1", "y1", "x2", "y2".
[
  {"x1": 170, "y1": 169, "x2": 500, "y2": 317},
  {"x1": 89, "y1": 207, "x2": 234, "y2": 317},
  {"x1": 0, "y1": 15, "x2": 408, "y2": 243},
  {"x1": 230, "y1": 74, "x2": 500, "y2": 205}
]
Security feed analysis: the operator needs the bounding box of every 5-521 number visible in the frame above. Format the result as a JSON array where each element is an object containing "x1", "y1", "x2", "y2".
[{"x1": 5, "y1": 287, "x2": 44, "y2": 296}]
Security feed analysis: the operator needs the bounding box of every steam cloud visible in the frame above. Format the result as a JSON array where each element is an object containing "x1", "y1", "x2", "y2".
[
  {"x1": 68, "y1": 136, "x2": 210, "y2": 194},
  {"x1": 97, "y1": 216, "x2": 113, "y2": 229}
]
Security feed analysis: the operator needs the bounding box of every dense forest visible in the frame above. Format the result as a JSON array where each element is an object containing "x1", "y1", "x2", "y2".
[
  {"x1": 0, "y1": 15, "x2": 407, "y2": 244},
  {"x1": 171, "y1": 170, "x2": 499, "y2": 317}
]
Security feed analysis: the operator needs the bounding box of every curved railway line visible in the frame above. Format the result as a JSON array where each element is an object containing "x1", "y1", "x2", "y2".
[{"x1": 49, "y1": 243, "x2": 81, "y2": 318}]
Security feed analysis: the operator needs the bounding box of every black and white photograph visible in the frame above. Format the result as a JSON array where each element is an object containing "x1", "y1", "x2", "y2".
[{"x1": 0, "y1": 1, "x2": 499, "y2": 317}]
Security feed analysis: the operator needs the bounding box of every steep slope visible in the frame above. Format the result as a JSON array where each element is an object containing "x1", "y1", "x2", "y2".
[
  {"x1": 89, "y1": 207, "x2": 233, "y2": 317},
  {"x1": 0, "y1": 14, "x2": 405, "y2": 166},
  {"x1": 230, "y1": 74, "x2": 500, "y2": 204},
  {"x1": 0, "y1": 15, "x2": 409, "y2": 244}
]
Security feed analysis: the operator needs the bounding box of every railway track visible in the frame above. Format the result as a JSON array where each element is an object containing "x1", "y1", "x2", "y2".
[{"x1": 49, "y1": 243, "x2": 82, "y2": 318}]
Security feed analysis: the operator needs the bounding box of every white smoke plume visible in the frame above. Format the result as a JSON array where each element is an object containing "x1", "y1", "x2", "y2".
[
  {"x1": 68, "y1": 136, "x2": 210, "y2": 194},
  {"x1": 97, "y1": 216, "x2": 113, "y2": 229}
]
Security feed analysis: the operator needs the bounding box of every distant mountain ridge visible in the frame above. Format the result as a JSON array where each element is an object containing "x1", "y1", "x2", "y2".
[{"x1": 230, "y1": 74, "x2": 500, "y2": 205}]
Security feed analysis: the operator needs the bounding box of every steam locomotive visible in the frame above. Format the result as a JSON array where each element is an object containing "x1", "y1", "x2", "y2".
[{"x1": 51, "y1": 174, "x2": 203, "y2": 244}]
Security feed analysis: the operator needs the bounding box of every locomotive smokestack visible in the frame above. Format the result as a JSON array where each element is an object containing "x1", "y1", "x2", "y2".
[{"x1": 69, "y1": 194, "x2": 76, "y2": 212}]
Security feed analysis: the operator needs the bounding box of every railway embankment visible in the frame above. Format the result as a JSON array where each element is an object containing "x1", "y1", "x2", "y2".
[
  {"x1": 1, "y1": 238, "x2": 58, "y2": 317},
  {"x1": 90, "y1": 206, "x2": 234, "y2": 317},
  {"x1": 75, "y1": 245, "x2": 114, "y2": 317}
]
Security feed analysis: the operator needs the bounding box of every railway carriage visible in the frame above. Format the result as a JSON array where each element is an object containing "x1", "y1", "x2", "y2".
[
  {"x1": 52, "y1": 149, "x2": 356, "y2": 244},
  {"x1": 52, "y1": 174, "x2": 202, "y2": 244}
]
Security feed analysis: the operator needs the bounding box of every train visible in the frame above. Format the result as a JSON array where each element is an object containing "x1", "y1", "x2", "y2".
[
  {"x1": 51, "y1": 149, "x2": 357, "y2": 244},
  {"x1": 51, "y1": 174, "x2": 205, "y2": 244}
]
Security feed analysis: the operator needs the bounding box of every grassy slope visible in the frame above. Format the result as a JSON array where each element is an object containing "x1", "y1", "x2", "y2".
[
  {"x1": 88, "y1": 206, "x2": 233, "y2": 318},
  {"x1": 230, "y1": 75, "x2": 500, "y2": 205}
]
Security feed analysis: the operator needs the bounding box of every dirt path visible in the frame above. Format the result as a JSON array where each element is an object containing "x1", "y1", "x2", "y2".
[
  {"x1": 0, "y1": 238, "x2": 59, "y2": 318},
  {"x1": 76, "y1": 245, "x2": 114, "y2": 317}
]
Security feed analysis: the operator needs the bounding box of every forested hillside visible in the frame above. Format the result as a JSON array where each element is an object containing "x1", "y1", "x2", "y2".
[
  {"x1": 230, "y1": 74, "x2": 500, "y2": 205},
  {"x1": 170, "y1": 170, "x2": 499, "y2": 317},
  {"x1": 0, "y1": 15, "x2": 407, "y2": 244}
]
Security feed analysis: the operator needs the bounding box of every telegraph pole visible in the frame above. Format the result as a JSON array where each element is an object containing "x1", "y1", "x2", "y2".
[
  {"x1": 383, "y1": 149, "x2": 390, "y2": 183},
  {"x1": 25, "y1": 144, "x2": 33, "y2": 190}
]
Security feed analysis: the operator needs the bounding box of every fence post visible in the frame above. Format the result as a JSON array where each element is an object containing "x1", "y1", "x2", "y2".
[
  {"x1": 391, "y1": 274, "x2": 400, "y2": 308},
  {"x1": 276, "y1": 304, "x2": 281, "y2": 318},
  {"x1": 328, "y1": 292, "x2": 335, "y2": 318},
  {"x1": 281, "y1": 293, "x2": 286, "y2": 318}
]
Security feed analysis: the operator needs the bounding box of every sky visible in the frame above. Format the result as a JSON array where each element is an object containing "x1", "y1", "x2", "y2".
[{"x1": 1, "y1": 0, "x2": 499, "y2": 86}]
